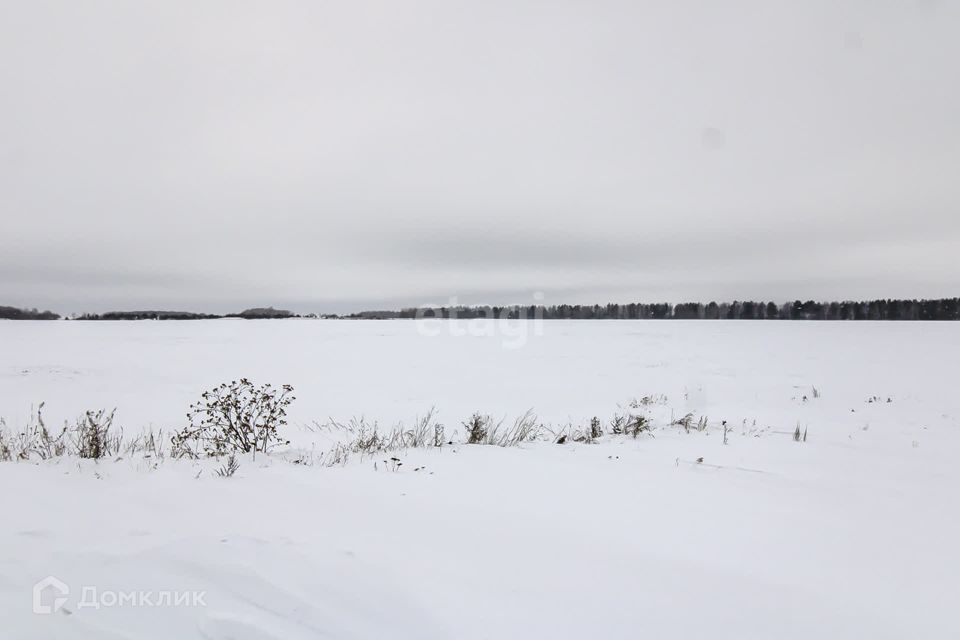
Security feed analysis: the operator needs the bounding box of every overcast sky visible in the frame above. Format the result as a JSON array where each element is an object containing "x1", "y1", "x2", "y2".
[{"x1": 1, "y1": 1, "x2": 958, "y2": 314}]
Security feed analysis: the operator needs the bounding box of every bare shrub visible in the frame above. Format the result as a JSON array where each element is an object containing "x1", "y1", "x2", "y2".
[
  {"x1": 215, "y1": 454, "x2": 240, "y2": 477},
  {"x1": 0, "y1": 405, "x2": 120, "y2": 461},
  {"x1": 0, "y1": 419, "x2": 11, "y2": 461},
  {"x1": 463, "y1": 413, "x2": 491, "y2": 444},
  {"x1": 610, "y1": 413, "x2": 626, "y2": 435},
  {"x1": 672, "y1": 412, "x2": 695, "y2": 433},
  {"x1": 589, "y1": 417, "x2": 603, "y2": 441},
  {"x1": 73, "y1": 409, "x2": 121, "y2": 459},
  {"x1": 171, "y1": 379, "x2": 294, "y2": 458},
  {"x1": 625, "y1": 414, "x2": 651, "y2": 438},
  {"x1": 350, "y1": 418, "x2": 385, "y2": 453},
  {"x1": 6, "y1": 404, "x2": 68, "y2": 460}
]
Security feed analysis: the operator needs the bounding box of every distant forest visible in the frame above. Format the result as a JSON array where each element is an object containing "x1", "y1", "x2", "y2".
[
  {"x1": 0, "y1": 306, "x2": 297, "y2": 321},
  {"x1": 4, "y1": 299, "x2": 960, "y2": 321},
  {"x1": 74, "y1": 307, "x2": 297, "y2": 320},
  {"x1": 0, "y1": 305, "x2": 60, "y2": 320},
  {"x1": 349, "y1": 298, "x2": 960, "y2": 321}
]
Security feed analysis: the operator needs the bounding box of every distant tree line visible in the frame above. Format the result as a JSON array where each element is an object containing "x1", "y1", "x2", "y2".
[
  {"x1": 73, "y1": 307, "x2": 297, "y2": 320},
  {"x1": 341, "y1": 310, "x2": 404, "y2": 319},
  {"x1": 75, "y1": 310, "x2": 222, "y2": 321},
  {"x1": 0, "y1": 305, "x2": 60, "y2": 320},
  {"x1": 9, "y1": 299, "x2": 960, "y2": 321},
  {"x1": 378, "y1": 298, "x2": 960, "y2": 321},
  {"x1": 225, "y1": 307, "x2": 297, "y2": 320}
]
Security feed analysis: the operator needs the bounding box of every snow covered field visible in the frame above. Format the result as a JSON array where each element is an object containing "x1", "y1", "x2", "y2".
[{"x1": 1, "y1": 319, "x2": 959, "y2": 638}]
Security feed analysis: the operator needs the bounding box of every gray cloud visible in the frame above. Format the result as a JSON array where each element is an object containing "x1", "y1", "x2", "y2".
[
  {"x1": 354, "y1": 217, "x2": 958, "y2": 269},
  {"x1": 1, "y1": 1, "x2": 958, "y2": 314}
]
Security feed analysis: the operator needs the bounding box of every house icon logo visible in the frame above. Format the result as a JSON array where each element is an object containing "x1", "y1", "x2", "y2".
[{"x1": 32, "y1": 576, "x2": 69, "y2": 614}]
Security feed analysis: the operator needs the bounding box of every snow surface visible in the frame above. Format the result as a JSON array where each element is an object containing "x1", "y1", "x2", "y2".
[{"x1": 1, "y1": 319, "x2": 959, "y2": 638}]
